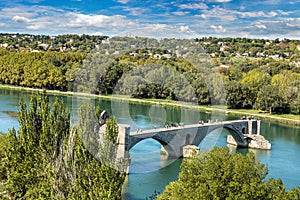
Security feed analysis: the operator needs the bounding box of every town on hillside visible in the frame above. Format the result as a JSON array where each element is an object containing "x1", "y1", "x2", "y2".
[{"x1": 1, "y1": 33, "x2": 300, "y2": 63}]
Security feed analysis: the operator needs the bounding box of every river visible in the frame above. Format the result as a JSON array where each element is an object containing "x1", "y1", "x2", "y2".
[{"x1": 0, "y1": 87, "x2": 299, "y2": 199}]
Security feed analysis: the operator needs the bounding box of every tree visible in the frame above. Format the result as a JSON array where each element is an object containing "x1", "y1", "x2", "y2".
[
  {"x1": 4, "y1": 93, "x2": 68, "y2": 199},
  {"x1": 255, "y1": 85, "x2": 286, "y2": 114},
  {"x1": 291, "y1": 95, "x2": 300, "y2": 114},
  {"x1": 240, "y1": 69, "x2": 271, "y2": 93},
  {"x1": 3, "y1": 92, "x2": 126, "y2": 199},
  {"x1": 0, "y1": 133, "x2": 8, "y2": 198},
  {"x1": 240, "y1": 69, "x2": 271, "y2": 106},
  {"x1": 225, "y1": 81, "x2": 251, "y2": 109},
  {"x1": 158, "y1": 147, "x2": 300, "y2": 200}
]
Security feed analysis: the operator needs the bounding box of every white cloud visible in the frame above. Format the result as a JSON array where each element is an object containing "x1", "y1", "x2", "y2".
[
  {"x1": 179, "y1": 25, "x2": 190, "y2": 32},
  {"x1": 196, "y1": 14, "x2": 207, "y2": 19},
  {"x1": 1, "y1": 4, "x2": 299, "y2": 40},
  {"x1": 5, "y1": 7, "x2": 195, "y2": 38},
  {"x1": 199, "y1": 7, "x2": 287, "y2": 22},
  {"x1": 210, "y1": 25, "x2": 226, "y2": 33},
  {"x1": 200, "y1": 7, "x2": 237, "y2": 21},
  {"x1": 242, "y1": 18, "x2": 300, "y2": 39},
  {"x1": 284, "y1": 18, "x2": 300, "y2": 27},
  {"x1": 250, "y1": 19, "x2": 300, "y2": 33},
  {"x1": 179, "y1": 3, "x2": 208, "y2": 10},
  {"x1": 27, "y1": 0, "x2": 45, "y2": 3},
  {"x1": 256, "y1": 0, "x2": 282, "y2": 5},
  {"x1": 238, "y1": 11, "x2": 278, "y2": 18},
  {"x1": 122, "y1": 7, "x2": 149, "y2": 16},
  {"x1": 0, "y1": 4, "x2": 195, "y2": 38},
  {"x1": 289, "y1": 0, "x2": 300, "y2": 4},
  {"x1": 173, "y1": 11, "x2": 189, "y2": 16},
  {"x1": 207, "y1": 0, "x2": 231, "y2": 2},
  {"x1": 1, "y1": 7, "x2": 35, "y2": 19},
  {"x1": 92, "y1": 32, "x2": 103, "y2": 36},
  {"x1": 267, "y1": 11, "x2": 278, "y2": 17},
  {"x1": 12, "y1": 15, "x2": 31, "y2": 23},
  {"x1": 1, "y1": 6, "x2": 64, "y2": 19},
  {"x1": 125, "y1": 24, "x2": 197, "y2": 38},
  {"x1": 277, "y1": 10, "x2": 292, "y2": 16},
  {"x1": 66, "y1": 13, "x2": 132, "y2": 28},
  {"x1": 255, "y1": 24, "x2": 267, "y2": 29},
  {"x1": 27, "y1": 22, "x2": 50, "y2": 30},
  {"x1": 115, "y1": 0, "x2": 130, "y2": 4}
]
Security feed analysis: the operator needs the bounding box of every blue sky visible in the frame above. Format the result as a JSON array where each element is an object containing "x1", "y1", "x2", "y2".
[{"x1": 0, "y1": 0, "x2": 300, "y2": 39}]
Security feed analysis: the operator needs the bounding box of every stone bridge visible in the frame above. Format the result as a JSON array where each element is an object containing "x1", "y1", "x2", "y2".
[{"x1": 116, "y1": 119, "x2": 261, "y2": 161}]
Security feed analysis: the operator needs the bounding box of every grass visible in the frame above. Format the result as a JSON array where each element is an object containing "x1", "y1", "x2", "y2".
[{"x1": 222, "y1": 108, "x2": 300, "y2": 126}]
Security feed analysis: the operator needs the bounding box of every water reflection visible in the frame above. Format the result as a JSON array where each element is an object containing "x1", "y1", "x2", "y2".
[
  {"x1": 262, "y1": 121, "x2": 300, "y2": 145},
  {"x1": 129, "y1": 138, "x2": 179, "y2": 174},
  {"x1": 199, "y1": 128, "x2": 227, "y2": 151}
]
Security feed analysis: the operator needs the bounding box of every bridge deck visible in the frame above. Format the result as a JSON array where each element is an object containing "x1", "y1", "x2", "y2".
[{"x1": 130, "y1": 120, "x2": 248, "y2": 136}]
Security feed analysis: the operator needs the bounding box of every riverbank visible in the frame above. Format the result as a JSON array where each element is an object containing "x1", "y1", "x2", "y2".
[{"x1": 1, "y1": 84, "x2": 300, "y2": 126}]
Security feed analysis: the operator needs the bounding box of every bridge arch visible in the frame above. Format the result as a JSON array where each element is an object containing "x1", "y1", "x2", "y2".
[
  {"x1": 129, "y1": 137, "x2": 177, "y2": 157},
  {"x1": 197, "y1": 125, "x2": 247, "y2": 147}
]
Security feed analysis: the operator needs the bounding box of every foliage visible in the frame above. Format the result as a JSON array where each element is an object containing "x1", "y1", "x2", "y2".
[
  {"x1": 0, "y1": 35, "x2": 300, "y2": 114},
  {"x1": 0, "y1": 51, "x2": 86, "y2": 91},
  {"x1": 255, "y1": 85, "x2": 287, "y2": 114},
  {"x1": 225, "y1": 81, "x2": 252, "y2": 109},
  {"x1": 4, "y1": 93, "x2": 70, "y2": 198},
  {"x1": 0, "y1": 133, "x2": 8, "y2": 179},
  {"x1": 291, "y1": 95, "x2": 300, "y2": 114},
  {"x1": 158, "y1": 147, "x2": 300, "y2": 200},
  {"x1": 132, "y1": 83, "x2": 175, "y2": 99},
  {"x1": 2, "y1": 92, "x2": 126, "y2": 199}
]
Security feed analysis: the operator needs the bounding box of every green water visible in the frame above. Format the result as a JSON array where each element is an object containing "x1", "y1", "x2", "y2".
[{"x1": 0, "y1": 87, "x2": 299, "y2": 200}]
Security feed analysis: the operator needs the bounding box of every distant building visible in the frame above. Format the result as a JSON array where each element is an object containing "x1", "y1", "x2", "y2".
[
  {"x1": 153, "y1": 54, "x2": 161, "y2": 59},
  {"x1": 0, "y1": 43, "x2": 8, "y2": 48},
  {"x1": 163, "y1": 54, "x2": 172, "y2": 59}
]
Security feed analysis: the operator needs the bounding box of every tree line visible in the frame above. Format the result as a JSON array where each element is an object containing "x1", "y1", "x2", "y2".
[
  {"x1": 222, "y1": 57, "x2": 300, "y2": 114},
  {"x1": 0, "y1": 49, "x2": 86, "y2": 91},
  {"x1": 0, "y1": 35, "x2": 300, "y2": 114}
]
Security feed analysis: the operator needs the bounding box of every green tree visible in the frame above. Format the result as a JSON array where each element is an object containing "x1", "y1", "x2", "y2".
[
  {"x1": 0, "y1": 134, "x2": 8, "y2": 179},
  {"x1": 291, "y1": 95, "x2": 300, "y2": 114},
  {"x1": 3, "y1": 93, "x2": 126, "y2": 199},
  {"x1": 240, "y1": 69, "x2": 271, "y2": 106},
  {"x1": 4, "y1": 93, "x2": 70, "y2": 199},
  {"x1": 0, "y1": 133, "x2": 8, "y2": 198},
  {"x1": 225, "y1": 81, "x2": 252, "y2": 109},
  {"x1": 255, "y1": 85, "x2": 286, "y2": 114},
  {"x1": 158, "y1": 147, "x2": 300, "y2": 200},
  {"x1": 241, "y1": 69, "x2": 271, "y2": 91}
]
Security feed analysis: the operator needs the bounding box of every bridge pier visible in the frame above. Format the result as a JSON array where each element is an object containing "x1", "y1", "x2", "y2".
[
  {"x1": 248, "y1": 120, "x2": 261, "y2": 135},
  {"x1": 116, "y1": 124, "x2": 131, "y2": 173},
  {"x1": 227, "y1": 120, "x2": 271, "y2": 150}
]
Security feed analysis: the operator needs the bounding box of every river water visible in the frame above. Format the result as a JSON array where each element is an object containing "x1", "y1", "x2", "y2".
[{"x1": 0, "y1": 87, "x2": 299, "y2": 199}]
